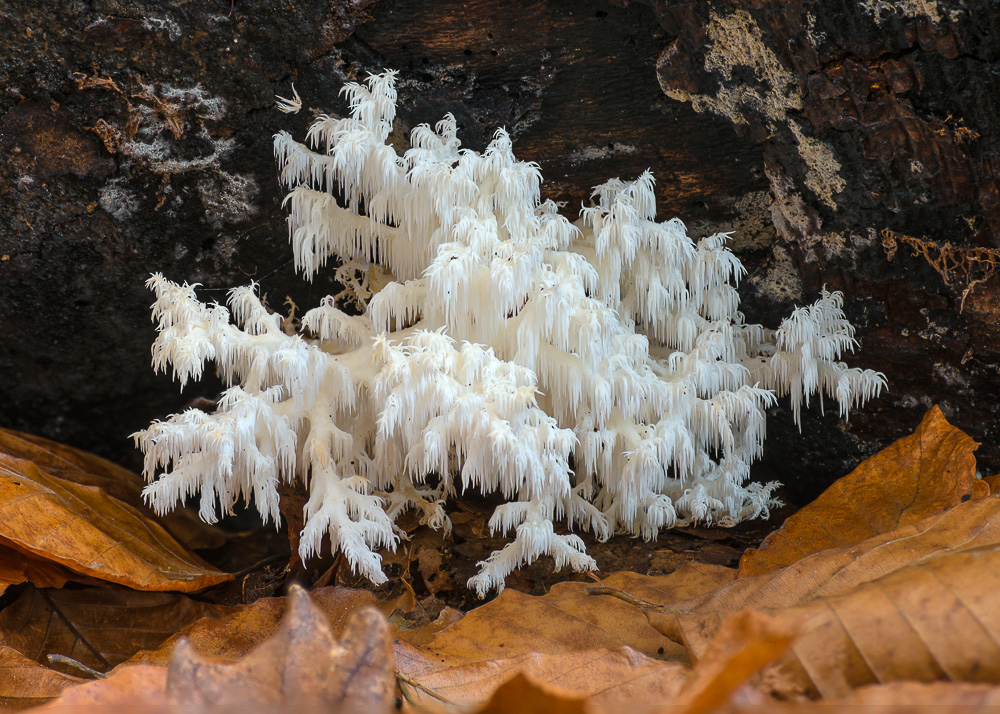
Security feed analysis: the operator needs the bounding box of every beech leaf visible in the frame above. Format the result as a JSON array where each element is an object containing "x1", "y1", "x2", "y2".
[
  {"x1": 652, "y1": 543, "x2": 1000, "y2": 699},
  {"x1": 739, "y1": 406, "x2": 978, "y2": 578},
  {"x1": 0, "y1": 429, "x2": 230, "y2": 592},
  {"x1": 166, "y1": 584, "x2": 395, "y2": 712}
]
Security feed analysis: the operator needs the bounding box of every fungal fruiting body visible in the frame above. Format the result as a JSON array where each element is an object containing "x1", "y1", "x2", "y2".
[{"x1": 135, "y1": 71, "x2": 886, "y2": 595}]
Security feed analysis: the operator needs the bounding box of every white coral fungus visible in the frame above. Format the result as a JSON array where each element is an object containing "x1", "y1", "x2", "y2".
[{"x1": 134, "y1": 71, "x2": 886, "y2": 596}]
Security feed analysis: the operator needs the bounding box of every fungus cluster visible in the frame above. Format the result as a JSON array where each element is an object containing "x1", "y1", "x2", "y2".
[{"x1": 135, "y1": 71, "x2": 885, "y2": 595}]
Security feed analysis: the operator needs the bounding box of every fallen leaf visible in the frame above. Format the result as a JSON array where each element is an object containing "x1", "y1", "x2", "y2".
[
  {"x1": 0, "y1": 428, "x2": 225, "y2": 551},
  {"x1": 390, "y1": 566, "x2": 737, "y2": 706},
  {"x1": 839, "y1": 680, "x2": 1000, "y2": 707},
  {"x1": 671, "y1": 609, "x2": 797, "y2": 710},
  {"x1": 0, "y1": 430, "x2": 230, "y2": 591},
  {"x1": 649, "y1": 496, "x2": 1000, "y2": 617},
  {"x1": 740, "y1": 406, "x2": 978, "y2": 577},
  {"x1": 396, "y1": 643, "x2": 687, "y2": 708},
  {"x1": 32, "y1": 665, "x2": 167, "y2": 714},
  {"x1": 0, "y1": 586, "x2": 235, "y2": 675},
  {"x1": 402, "y1": 564, "x2": 734, "y2": 667},
  {"x1": 473, "y1": 671, "x2": 589, "y2": 714},
  {"x1": 167, "y1": 584, "x2": 395, "y2": 712},
  {"x1": 0, "y1": 548, "x2": 72, "y2": 594},
  {"x1": 0, "y1": 645, "x2": 83, "y2": 710},
  {"x1": 122, "y1": 585, "x2": 411, "y2": 668},
  {"x1": 417, "y1": 548, "x2": 452, "y2": 596},
  {"x1": 650, "y1": 542, "x2": 1000, "y2": 699},
  {"x1": 34, "y1": 586, "x2": 396, "y2": 713},
  {"x1": 983, "y1": 474, "x2": 1000, "y2": 495}
]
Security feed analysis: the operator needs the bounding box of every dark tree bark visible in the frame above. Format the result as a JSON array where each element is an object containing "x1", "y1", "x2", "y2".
[{"x1": 1, "y1": 0, "x2": 997, "y2": 505}]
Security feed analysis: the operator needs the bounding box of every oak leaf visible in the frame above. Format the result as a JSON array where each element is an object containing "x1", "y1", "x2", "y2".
[
  {"x1": 34, "y1": 585, "x2": 396, "y2": 713},
  {"x1": 166, "y1": 584, "x2": 395, "y2": 712}
]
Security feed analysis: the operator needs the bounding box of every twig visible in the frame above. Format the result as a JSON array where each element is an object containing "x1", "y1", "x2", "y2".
[
  {"x1": 587, "y1": 586, "x2": 660, "y2": 609},
  {"x1": 396, "y1": 670, "x2": 454, "y2": 705},
  {"x1": 48, "y1": 655, "x2": 107, "y2": 679}
]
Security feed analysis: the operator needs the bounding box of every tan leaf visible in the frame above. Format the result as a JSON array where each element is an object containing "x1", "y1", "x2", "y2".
[
  {"x1": 0, "y1": 429, "x2": 230, "y2": 591},
  {"x1": 651, "y1": 496, "x2": 1000, "y2": 617},
  {"x1": 651, "y1": 543, "x2": 1000, "y2": 699},
  {"x1": 0, "y1": 586, "x2": 235, "y2": 675},
  {"x1": 403, "y1": 565, "x2": 733, "y2": 668},
  {"x1": 35, "y1": 586, "x2": 396, "y2": 713},
  {"x1": 839, "y1": 680, "x2": 1000, "y2": 707},
  {"x1": 32, "y1": 665, "x2": 167, "y2": 714},
  {"x1": 0, "y1": 428, "x2": 224, "y2": 551},
  {"x1": 166, "y1": 584, "x2": 395, "y2": 712},
  {"x1": 0, "y1": 645, "x2": 83, "y2": 710},
  {"x1": 670, "y1": 609, "x2": 797, "y2": 710},
  {"x1": 0, "y1": 547, "x2": 72, "y2": 594},
  {"x1": 983, "y1": 473, "x2": 1000, "y2": 495},
  {"x1": 122, "y1": 586, "x2": 410, "y2": 668},
  {"x1": 739, "y1": 406, "x2": 978, "y2": 577},
  {"x1": 396, "y1": 642, "x2": 688, "y2": 708},
  {"x1": 473, "y1": 672, "x2": 590, "y2": 714},
  {"x1": 390, "y1": 567, "x2": 735, "y2": 706}
]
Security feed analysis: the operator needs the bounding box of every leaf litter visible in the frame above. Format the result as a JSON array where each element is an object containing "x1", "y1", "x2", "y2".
[{"x1": 1, "y1": 406, "x2": 1000, "y2": 712}]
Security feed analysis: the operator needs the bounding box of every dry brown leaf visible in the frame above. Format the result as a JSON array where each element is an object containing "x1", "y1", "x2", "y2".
[
  {"x1": 167, "y1": 584, "x2": 395, "y2": 712},
  {"x1": 0, "y1": 428, "x2": 225, "y2": 551},
  {"x1": 32, "y1": 665, "x2": 168, "y2": 714},
  {"x1": 396, "y1": 642, "x2": 688, "y2": 708},
  {"x1": 472, "y1": 672, "x2": 590, "y2": 714},
  {"x1": 649, "y1": 542, "x2": 1000, "y2": 699},
  {"x1": 838, "y1": 680, "x2": 1000, "y2": 707},
  {"x1": 34, "y1": 586, "x2": 396, "y2": 713},
  {"x1": 122, "y1": 585, "x2": 411, "y2": 668},
  {"x1": 0, "y1": 429, "x2": 230, "y2": 591},
  {"x1": 645, "y1": 496, "x2": 1000, "y2": 617},
  {"x1": 0, "y1": 586, "x2": 235, "y2": 676},
  {"x1": 401, "y1": 564, "x2": 734, "y2": 670},
  {"x1": 671, "y1": 609, "x2": 798, "y2": 710},
  {"x1": 389, "y1": 567, "x2": 737, "y2": 707},
  {"x1": 739, "y1": 405, "x2": 978, "y2": 577},
  {"x1": 0, "y1": 645, "x2": 84, "y2": 710},
  {"x1": 0, "y1": 547, "x2": 73, "y2": 594},
  {"x1": 983, "y1": 473, "x2": 1000, "y2": 495}
]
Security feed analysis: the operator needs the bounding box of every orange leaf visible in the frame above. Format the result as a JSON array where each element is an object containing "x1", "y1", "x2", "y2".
[
  {"x1": 652, "y1": 543, "x2": 1000, "y2": 699},
  {"x1": 0, "y1": 429, "x2": 224, "y2": 550},
  {"x1": 474, "y1": 672, "x2": 590, "y2": 714},
  {"x1": 0, "y1": 429, "x2": 230, "y2": 591},
  {"x1": 739, "y1": 405, "x2": 978, "y2": 577},
  {"x1": 33, "y1": 665, "x2": 167, "y2": 714},
  {"x1": 391, "y1": 568, "x2": 731, "y2": 707},
  {"x1": 651, "y1": 497, "x2": 1000, "y2": 619},
  {"x1": 983, "y1": 474, "x2": 1000, "y2": 495},
  {"x1": 396, "y1": 643, "x2": 687, "y2": 709},
  {"x1": 672, "y1": 609, "x2": 798, "y2": 710}
]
